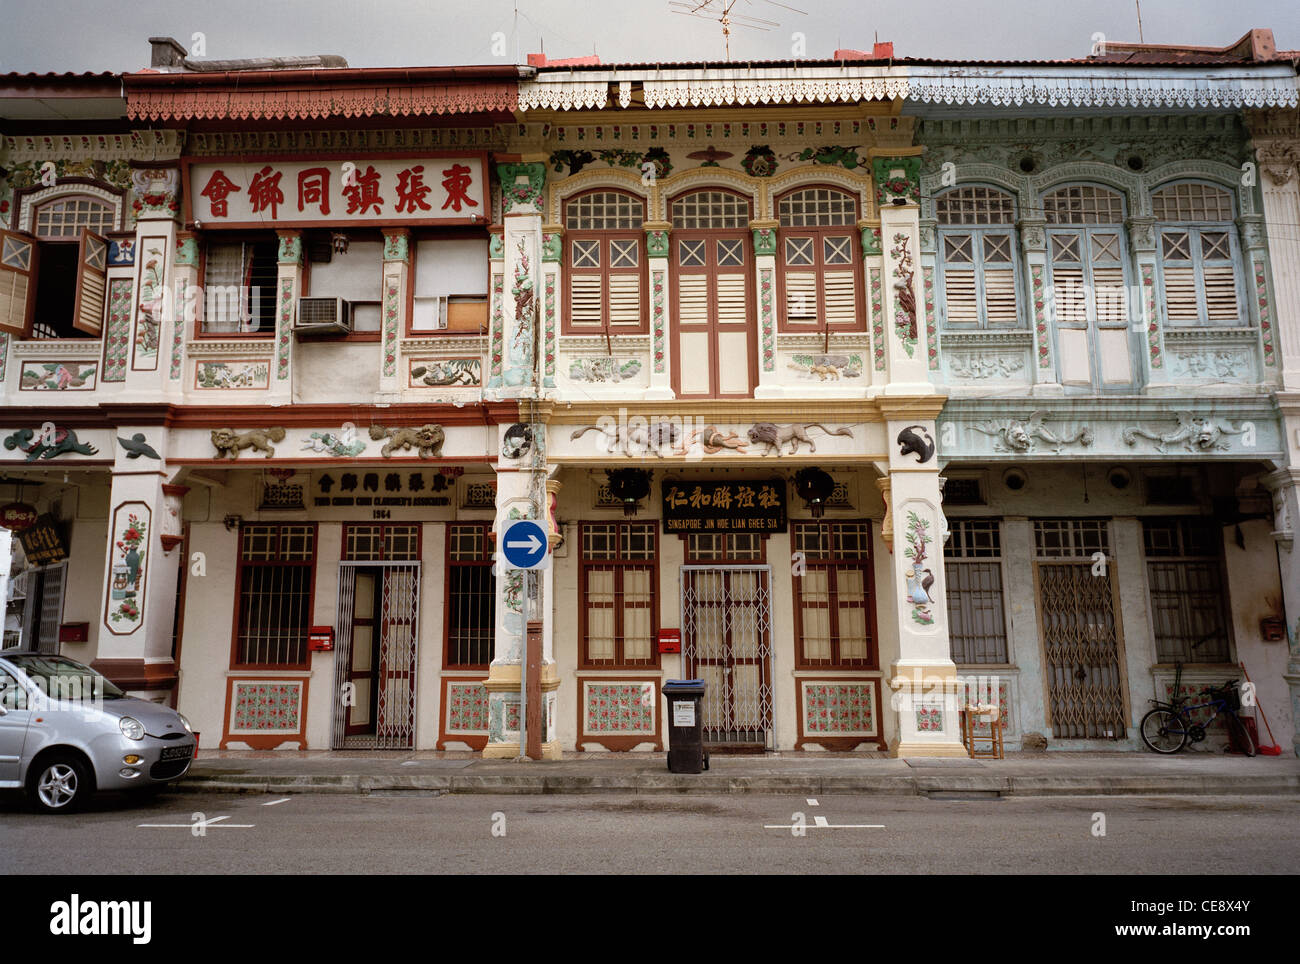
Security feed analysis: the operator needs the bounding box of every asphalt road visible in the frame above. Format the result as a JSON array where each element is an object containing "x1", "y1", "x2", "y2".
[{"x1": 2, "y1": 791, "x2": 1298, "y2": 874}]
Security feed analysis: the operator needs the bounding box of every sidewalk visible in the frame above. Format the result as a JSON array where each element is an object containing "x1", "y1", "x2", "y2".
[{"x1": 179, "y1": 749, "x2": 1300, "y2": 798}]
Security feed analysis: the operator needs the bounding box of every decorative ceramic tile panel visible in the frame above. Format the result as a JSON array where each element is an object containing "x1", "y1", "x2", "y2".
[
  {"x1": 445, "y1": 682, "x2": 489, "y2": 733},
  {"x1": 959, "y1": 676, "x2": 1011, "y2": 735},
  {"x1": 101, "y1": 278, "x2": 133, "y2": 382},
  {"x1": 1141, "y1": 264, "x2": 1162, "y2": 369},
  {"x1": 915, "y1": 704, "x2": 944, "y2": 732},
  {"x1": 801, "y1": 682, "x2": 877, "y2": 735},
  {"x1": 583, "y1": 681, "x2": 656, "y2": 734},
  {"x1": 652, "y1": 269, "x2": 666, "y2": 373},
  {"x1": 489, "y1": 273, "x2": 504, "y2": 380},
  {"x1": 19, "y1": 361, "x2": 98, "y2": 390},
  {"x1": 277, "y1": 277, "x2": 294, "y2": 380},
  {"x1": 1162, "y1": 682, "x2": 1227, "y2": 729},
  {"x1": 0, "y1": 334, "x2": 7, "y2": 383},
  {"x1": 195, "y1": 359, "x2": 271, "y2": 390},
  {"x1": 168, "y1": 278, "x2": 187, "y2": 380},
  {"x1": 229, "y1": 681, "x2": 303, "y2": 733},
  {"x1": 923, "y1": 266, "x2": 939, "y2": 370},
  {"x1": 760, "y1": 268, "x2": 774, "y2": 372},
  {"x1": 543, "y1": 272, "x2": 556, "y2": 382},
  {"x1": 870, "y1": 267, "x2": 885, "y2": 371},
  {"x1": 381, "y1": 269, "x2": 400, "y2": 378},
  {"x1": 1255, "y1": 259, "x2": 1276, "y2": 367},
  {"x1": 1031, "y1": 264, "x2": 1051, "y2": 370}
]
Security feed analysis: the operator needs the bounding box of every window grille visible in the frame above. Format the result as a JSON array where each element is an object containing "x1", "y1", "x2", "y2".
[
  {"x1": 446, "y1": 523, "x2": 495, "y2": 667},
  {"x1": 1043, "y1": 185, "x2": 1125, "y2": 225},
  {"x1": 1151, "y1": 183, "x2": 1233, "y2": 222},
  {"x1": 945, "y1": 520, "x2": 1008, "y2": 663},
  {"x1": 1142, "y1": 517, "x2": 1230, "y2": 662},
  {"x1": 671, "y1": 190, "x2": 750, "y2": 230},
  {"x1": 343, "y1": 524, "x2": 420, "y2": 561},
  {"x1": 778, "y1": 188, "x2": 857, "y2": 227},
  {"x1": 235, "y1": 524, "x2": 316, "y2": 666},
  {"x1": 1033, "y1": 518, "x2": 1110, "y2": 558},
  {"x1": 936, "y1": 186, "x2": 1015, "y2": 225}
]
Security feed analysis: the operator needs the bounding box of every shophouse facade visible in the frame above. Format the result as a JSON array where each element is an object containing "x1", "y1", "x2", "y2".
[{"x1": 2, "y1": 31, "x2": 1297, "y2": 758}]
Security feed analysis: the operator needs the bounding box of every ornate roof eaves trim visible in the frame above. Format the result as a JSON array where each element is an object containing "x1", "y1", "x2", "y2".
[{"x1": 517, "y1": 65, "x2": 1299, "y2": 112}]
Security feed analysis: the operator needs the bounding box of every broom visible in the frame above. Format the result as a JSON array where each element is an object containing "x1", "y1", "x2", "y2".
[{"x1": 1239, "y1": 661, "x2": 1284, "y2": 755}]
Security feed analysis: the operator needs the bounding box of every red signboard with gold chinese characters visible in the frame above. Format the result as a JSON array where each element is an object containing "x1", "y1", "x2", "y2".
[
  {"x1": 0, "y1": 502, "x2": 37, "y2": 531},
  {"x1": 184, "y1": 154, "x2": 488, "y2": 229}
]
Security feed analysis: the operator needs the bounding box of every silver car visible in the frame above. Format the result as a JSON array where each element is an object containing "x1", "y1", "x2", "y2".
[{"x1": 0, "y1": 654, "x2": 196, "y2": 814}]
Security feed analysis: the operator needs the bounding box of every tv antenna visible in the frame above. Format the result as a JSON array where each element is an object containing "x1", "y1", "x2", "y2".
[{"x1": 669, "y1": 0, "x2": 807, "y2": 61}]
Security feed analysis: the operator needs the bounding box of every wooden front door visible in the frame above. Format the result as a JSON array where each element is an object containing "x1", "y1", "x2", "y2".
[
  {"x1": 681, "y1": 566, "x2": 774, "y2": 749},
  {"x1": 344, "y1": 569, "x2": 379, "y2": 736}
]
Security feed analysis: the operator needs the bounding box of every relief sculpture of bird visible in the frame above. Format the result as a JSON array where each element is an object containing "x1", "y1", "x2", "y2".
[{"x1": 118, "y1": 433, "x2": 161, "y2": 461}]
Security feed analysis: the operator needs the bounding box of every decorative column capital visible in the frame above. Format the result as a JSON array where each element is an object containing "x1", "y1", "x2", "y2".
[
  {"x1": 645, "y1": 222, "x2": 672, "y2": 258},
  {"x1": 1017, "y1": 218, "x2": 1048, "y2": 253},
  {"x1": 1235, "y1": 214, "x2": 1267, "y2": 253},
  {"x1": 541, "y1": 226, "x2": 564, "y2": 262},
  {"x1": 858, "y1": 220, "x2": 882, "y2": 257},
  {"x1": 381, "y1": 228, "x2": 410, "y2": 264},
  {"x1": 129, "y1": 166, "x2": 181, "y2": 222},
  {"x1": 870, "y1": 155, "x2": 922, "y2": 207},
  {"x1": 276, "y1": 230, "x2": 303, "y2": 266},
  {"x1": 497, "y1": 162, "x2": 547, "y2": 216},
  {"x1": 174, "y1": 232, "x2": 199, "y2": 268},
  {"x1": 749, "y1": 220, "x2": 778, "y2": 257},
  {"x1": 1125, "y1": 216, "x2": 1157, "y2": 255}
]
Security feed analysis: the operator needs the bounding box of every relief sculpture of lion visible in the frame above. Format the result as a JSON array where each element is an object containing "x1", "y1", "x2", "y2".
[
  {"x1": 747, "y1": 422, "x2": 853, "y2": 456},
  {"x1": 211, "y1": 427, "x2": 286, "y2": 460},
  {"x1": 369, "y1": 423, "x2": 446, "y2": 458}
]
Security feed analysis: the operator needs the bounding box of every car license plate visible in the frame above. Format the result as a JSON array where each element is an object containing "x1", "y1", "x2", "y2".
[{"x1": 160, "y1": 745, "x2": 192, "y2": 762}]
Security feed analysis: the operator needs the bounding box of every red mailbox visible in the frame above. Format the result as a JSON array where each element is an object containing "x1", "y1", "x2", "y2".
[
  {"x1": 658, "y1": 629, "x2": 682, "y2": 654},
  {"x1": 308, "y1": 626, "x2": 335, "y2": 651}
]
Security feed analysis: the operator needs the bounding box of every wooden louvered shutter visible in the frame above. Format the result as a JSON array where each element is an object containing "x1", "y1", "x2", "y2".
[
  {"x1": 569, "y1": 274, "x2": 603, "y2": 329},
  {"x1": 608, "y1": 273, "x2": 641, "y2": 327},
  {"x1": 1162, "y1": 266, "x2": 1199, "y2": 321},
  {"x1": 823, "y1": 270, "x2": 856, "y2": 326},
  {"x1": 677, "y1": 274, "x2": 708, "y2": 324},
  {"x1": 73, "y1": 228, "x2": 109, "y2": 335},
  {"x1": 1202, "y1": 264, "x2": 1237, "y2": 322},
  {"x1": 943, "y1": 268, "x2": 979, "y2": 326},
  {"x1": 715, "y1": 273, "x2": 747, "y2": 324},
  {"x1": 0, "y1": 229, "x2": 39, "y2": 336},
  {"x1": 785, "y1": 273, "x2": 817, "y2": 323},
  {"x1": 983, "y1": 268, "x2": 1018, "y2": 325},
  {"x1": 1050, "y1": 266, "x2": 1087, "y2": 324},
  {"x1": 1092, "y1": 265, "x2": 1127, "y2": 325}
]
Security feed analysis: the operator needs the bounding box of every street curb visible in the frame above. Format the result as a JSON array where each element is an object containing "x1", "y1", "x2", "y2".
[{"x1": 172, "y1": 771, "x2": 1300, "y2": 798}]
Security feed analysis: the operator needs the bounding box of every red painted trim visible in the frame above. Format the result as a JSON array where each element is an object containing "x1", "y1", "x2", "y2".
[
  {"x1": 442, "y1": 521, "x2": 493, "y2": 670},
  {"x1": 773, "y1": 183, "x2": 866, "y2": 334},
  {"x1": 577, "y1": 520, "x2": 661, "y2": 671},
  {"x1": 790, "y1": 519, "x2": 879, "y2": 670}
]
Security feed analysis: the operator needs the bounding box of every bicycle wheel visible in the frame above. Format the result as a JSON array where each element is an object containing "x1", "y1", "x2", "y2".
[
  {"x1": 1140, "y1": 708, "x2": 1188, "y2": 753},
  {"x1": 1225, "y1": 713, "x2": 1257, "y2": 757}
]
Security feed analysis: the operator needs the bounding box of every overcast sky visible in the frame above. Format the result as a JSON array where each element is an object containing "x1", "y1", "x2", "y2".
[{"x1": 0, "y1": 0, "x2": 1296, "y2": 72}]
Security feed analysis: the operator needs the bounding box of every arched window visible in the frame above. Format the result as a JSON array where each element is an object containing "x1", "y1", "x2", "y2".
[
  {"x1": 1151, "y1": 182, "x2": 1242, "y2": 327},
  {"x1": 1043, "y1": 185, "x2": 1133, "y2": 390},
  {"x1": 563, "y1": 190, "x2": 646, "y2": 334},
  {"x1": 935, "y1": 186, "x2": 1019, "y2": 328},
  {"x1": 776, "y1": 186, "x2": 862, "y2": 331},
  {"x1": 669, "y1": 189, "x2": 753, "y2": 397},
  {"x1": 0, "y1": 193, "x2": 114, "y2": 340},
  {"x1": 33, "y1": 196, "x2": 115, "y2": 239}
]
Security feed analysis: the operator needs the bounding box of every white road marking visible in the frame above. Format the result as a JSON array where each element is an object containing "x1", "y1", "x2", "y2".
[
  {"x1": 262, "y1": 797, "x2": 292, "y2": 807},
  {"x1": 813, "y1": 815, "x2": 829, "y2": 827},
  {"x1": 762, "y1": 823, "x2": 886, "y2": 830},
  {"x1": 806, "y1": 798, "x2": 819, "y2": 806},
  {"x1": 138, "y1": 815, "x2": 255, "y2": 829}
]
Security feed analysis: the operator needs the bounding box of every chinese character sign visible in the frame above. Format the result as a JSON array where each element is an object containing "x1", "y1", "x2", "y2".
[
  {"x1": 661, "y1": 479, "x2": 787, "y2": 533},
  {"x1": 188, "y1": 157, "x2": 486, "y2": 227}
]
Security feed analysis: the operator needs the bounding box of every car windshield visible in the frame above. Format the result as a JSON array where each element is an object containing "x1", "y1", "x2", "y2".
[{"x1": 3, "y1": 655, "x2": 126, "y2": 700}]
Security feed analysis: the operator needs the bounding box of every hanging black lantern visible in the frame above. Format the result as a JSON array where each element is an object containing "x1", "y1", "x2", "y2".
[
  {"x1": 794, "y1": 467, "x2": 835, "y2": 518},
  {"x1": 606, "y1": 468, "x2": 652, "y2": 516}
]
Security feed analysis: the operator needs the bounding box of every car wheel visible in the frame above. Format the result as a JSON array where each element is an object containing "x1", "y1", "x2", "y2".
[{"x1": 28, "y1": 755, "x2": 91, "y2": 814}]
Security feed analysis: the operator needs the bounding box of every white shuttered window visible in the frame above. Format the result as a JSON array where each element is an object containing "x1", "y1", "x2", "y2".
[
  {"x1": 1153, "y1": 183, "x2": 1243, "y2": 327},
  {"x1": 936, "y1": 187, "x2": 1020, "y2": 329}
]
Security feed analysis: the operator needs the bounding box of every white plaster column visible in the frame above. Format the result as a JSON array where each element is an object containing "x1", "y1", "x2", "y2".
[
  {"x1": 878, "y1": 202, "x2": 932, "y2": 396},
  {"x1": 1018, "y1": 217, "x2": 1061, "y2": 395},
  {"x1": 750, "y1": 219, "x2": 780, "y2": 398},
  {"x1": 1127, "y1": 215, "x2": 1171, "y2": 392},
  {"x1": 376, "y1": 229, "x2": 409, "y2": 399},
  {"x1": 92, "y1": 425, "x2": 183, "y2": 701},
  {"x1": 878, "y1": 399, "x2": 965, "y2": 758},
  {"x1": 1112, "y1": 516, "x2": 1157, "y2": 737},
  {"x1": 1000, "y1": 517, "x2": 1049, "y2": 742},
  {"x1": 1249, "y1": 118, "x2": 1300, "y2": 388},
  {"x1": 1262, "y1": 464, "x2": 1300, "y2": 756},
  {"x1": 644, "y1": 222, "x2": 674, "y2": 400},
  {"x1": 123, "y1": 167, "x2": 181, "y2": 401},
  {"x1": 490, "y1": 162, "x2": 545, "y2": 395}
]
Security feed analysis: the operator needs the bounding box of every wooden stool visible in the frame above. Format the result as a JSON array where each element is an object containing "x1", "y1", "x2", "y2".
[{"x1": 961, "y1": 704, "x2": 1004, "y2": 759}]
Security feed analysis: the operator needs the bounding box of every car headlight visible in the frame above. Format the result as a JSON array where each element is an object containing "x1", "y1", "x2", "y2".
[
  {"x1": 119, "y1": 716, "x2": 145, "y2": 741},
  {"x1": 177, "y1": 712, "x2": 193, "y2": 733}
]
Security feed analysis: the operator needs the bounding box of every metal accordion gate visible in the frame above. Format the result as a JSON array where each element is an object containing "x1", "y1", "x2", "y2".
[
  {"x1": 331, "y1": 562, "x2": 421, "y2": 749},
  {"x1": 680, "y1": 566, "x2": 774, "y2": 750},
  {"x1": 1034, "y1": 559, "x2": 1127, "y2": 740}
]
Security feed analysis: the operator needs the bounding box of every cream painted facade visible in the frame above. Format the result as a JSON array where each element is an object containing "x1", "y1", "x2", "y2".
[{"x1": 3, "y1": 36, "x2": 1299, "y2": 761}]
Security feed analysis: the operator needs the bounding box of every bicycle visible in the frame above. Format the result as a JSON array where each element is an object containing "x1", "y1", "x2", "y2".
[{"x1": 1139, "y1": 633, "x2": 1256, "y2": 756}]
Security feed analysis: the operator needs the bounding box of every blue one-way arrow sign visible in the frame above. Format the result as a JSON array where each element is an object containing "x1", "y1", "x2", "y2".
[{"x1": 500, "y1": 519, "x2": 549, "y2": 570}]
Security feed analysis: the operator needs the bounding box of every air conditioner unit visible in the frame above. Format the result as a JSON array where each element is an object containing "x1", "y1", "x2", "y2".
[{"x1": 295, "y1": 297, "x2": 352, "y2": 334}]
